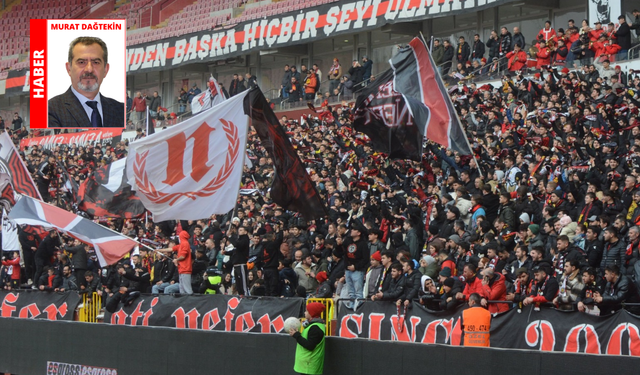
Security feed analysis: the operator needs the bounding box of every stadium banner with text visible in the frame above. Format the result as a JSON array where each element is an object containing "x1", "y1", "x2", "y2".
[
  {"x1": 0, "y1": 291, "x2": 81, "y2": 321},
  {"x1": 104, "y1": 294, "x2": 304, "y2": 332},
  {"x1": 19, "y1": 128, "x2": 124, "y2": 151},
  {"x1": 46, "y1": 362, "x2": 117, "y2": 375},
  {"x1": 126, "y1": 0, "x2": 515, "y2": 73},
  {"x1": 338, "y1": 302, "x2": 640, "y2": 356}
]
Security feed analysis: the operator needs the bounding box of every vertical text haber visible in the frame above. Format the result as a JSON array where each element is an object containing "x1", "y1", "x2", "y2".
[{"x1": 31, "y1": 50, "x2": 45, "y2": 98}]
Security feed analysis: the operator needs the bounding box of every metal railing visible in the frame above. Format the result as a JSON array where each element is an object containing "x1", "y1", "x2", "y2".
[
  {"x1": 77, "y1": 292, "x2": 103, "y2": 323},
  {"x1": 306, "y1": 298, "x2": 335, "y2": 336},
  {"x1": 629, "y1": 43, "x2": 640, "y2": 61}
]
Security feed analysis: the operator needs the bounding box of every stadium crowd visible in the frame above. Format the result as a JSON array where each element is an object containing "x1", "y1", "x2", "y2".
[{"x1": 2, "y1": 16, "x2": 640, "y2": 318}]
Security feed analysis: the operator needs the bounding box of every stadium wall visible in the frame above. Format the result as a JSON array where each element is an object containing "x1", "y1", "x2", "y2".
[{"x1": 0, "y1": 317, "x2": 637, "y2": 375}]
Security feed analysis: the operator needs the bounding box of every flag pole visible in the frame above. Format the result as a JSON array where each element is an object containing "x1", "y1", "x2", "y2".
[
  {"x1": 145, "y1": 105, "x2": 149, "y2": 137},
  {"x1": 418, "y1": 32, "x2": 483, "y2": 178}
]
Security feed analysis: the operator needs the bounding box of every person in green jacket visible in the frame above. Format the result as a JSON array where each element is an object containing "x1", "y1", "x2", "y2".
[{"x1": 289, "y1": 302, "x2": 326, "y2": 375}]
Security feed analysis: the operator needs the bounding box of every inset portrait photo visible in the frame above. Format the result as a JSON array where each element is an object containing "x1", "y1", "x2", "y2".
[{"x1": 45, "y1": 19, "x2": 126, "y2": 129}]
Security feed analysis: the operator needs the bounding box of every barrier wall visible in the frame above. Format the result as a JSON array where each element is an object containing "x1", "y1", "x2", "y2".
[{"x1": 0, "y1": 317, "x2": 638, "y2": 375}]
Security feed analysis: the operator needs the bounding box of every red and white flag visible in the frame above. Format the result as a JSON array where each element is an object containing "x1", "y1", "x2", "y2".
[
  {"x1": 191, "y1": 75, "x2": 226, "y2": 115},
  {"x1": 127, "y1": 90, "x2": 249, "y2": 221},
  {"x1": 8, "y1": 196, "x2": 138, "y2": 266}
]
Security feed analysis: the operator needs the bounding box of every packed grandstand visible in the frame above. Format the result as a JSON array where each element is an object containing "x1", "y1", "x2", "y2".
[{"x1": 1, "y1": 0, "x2": 640, "y2": 354}]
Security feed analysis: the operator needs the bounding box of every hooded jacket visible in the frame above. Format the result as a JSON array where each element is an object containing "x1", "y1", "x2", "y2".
[{"x1": 174, "y1": 231, "x2": 193, "y2": 274}]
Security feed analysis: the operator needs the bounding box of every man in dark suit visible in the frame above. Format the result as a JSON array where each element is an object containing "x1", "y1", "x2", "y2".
[{"x1": 48, "y1": 36, "x2": 124, "y2": 128}]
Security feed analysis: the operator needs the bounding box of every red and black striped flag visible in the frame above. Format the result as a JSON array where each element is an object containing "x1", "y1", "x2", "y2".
[
  {"x1": 9, "y1": 195, "x2": 138, "y2": 266},
  {"x1": 5, "y1": 69, "x2": 29, "y2": 97},
  {"x1": 353, "y1": 37, "x2": 471, "y2": 160}
]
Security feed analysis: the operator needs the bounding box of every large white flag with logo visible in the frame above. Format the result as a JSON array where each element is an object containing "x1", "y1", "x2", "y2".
[
  {"x1": 2, "y1": 208, "x2": 21, "y2": 253},
  {"x1": 191, "y1": 75, "x2": 226, "y2": 115},
  {"x1": 127, "y1": 91, "x2": 249, "y2": 221}
]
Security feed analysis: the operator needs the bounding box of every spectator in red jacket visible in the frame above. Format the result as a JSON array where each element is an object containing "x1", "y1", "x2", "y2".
[
  {"x1": 506, "y1": 44, "x2": 527, "y2": 71},
  {"x1": 535, "y1": 36, "x2": 553, "y2": 69},
  {"x1": 303, "y1": 70, "x2": 318, "y2": 101},
  {"x1": 480, "y1": 267, "x2": 509, "y2": 313},
  {"x1": 539, "y1": 20, "x2": 556, "y2": 41},
  {"x1": 456, "y1": 263, "x2": 486, "y2": 302},
  {"x1": 2, "y1": 251, "x2": 21, "y2": 290},
  {"x1": 588, "y1": 21, "x2": 605, "y2": 40},
  {"x1": 131, "y1": 91, "x2": 146, "y2": 128}
]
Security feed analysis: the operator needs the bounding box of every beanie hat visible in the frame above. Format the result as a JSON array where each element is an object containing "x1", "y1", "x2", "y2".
[
  {"x1": 561, "y1": 67, "x2": 569, "y2": 74},
  {"x1": 371, "y1": 251, "x2": 382, "y2": 262},
  {"x1": 316, "y1": 271, "x2": 328, "y2": 284},
  {"x1": 424, "y1": 255, "x2": 436, "y2": 265},
  {"x1": 306, "y1": 302, "x2": 325, "y2": 318},
  {"x1": 519, "y1": 212, "x2": 530, "y2": 224},
  {"x1": 439, "y1": 268, "x2": 452, "y2": 277},
  {"x1": 494, "y1": 170, "x2": 505, "y2": 180},
  {"x1": 443, "y1": 278, "x2": 455, "y2": 288},
  {"x1": 528, "y1": 224, "x2": 540, "y2": 235}
]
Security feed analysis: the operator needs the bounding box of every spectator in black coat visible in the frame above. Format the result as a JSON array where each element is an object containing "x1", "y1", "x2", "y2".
[
  {"x1": 63, "y1": 239, "x2": 88, "y2": 285},
  {"x1": 440, "y1": 276, "x2": 464, "y2": 311},
  {"x1": 290, "y1": 65, "x2": 301, "y2": 82},
  {"x1": 236, "y1": 75, "x2": 248, "y2": 94},
  {"x1": 348, "y1": 60, "x2": 364, "y2": 90},
  {"x1": 33, "y1": 231, "x2": 59, "y2": 288},
  {"x1": 279, "y1": 258, "x2": 298, "y2": 297},
  {"x1": 594, "y1": 265, "x2": 640, "y2": 314},
  {"x1": 229, "y1": 226, "x2": 250, "y2": 295},
  {"x1": 245, "y1": 73, "x2": 258, "y2": 90},
  {"x1": 37, "y1": 266, "x2": 61, "y2": 291},
  {"x1": 229, "y1": 74, "x2": 240, "y2": 97},
  {"x1": 377, "y1": 262, "x2": 405, "y2": 302},
  {"x1": 471, "y1": 34, "x2": 485, "y2": 61},
  {"x1": 399, "y1": 258, "x2": 422, "y2": 308},
  {"x1": 148, "y1": 91, "x2": 161, "y2": 118},
  {"x1": 614, "y1": 15, "x2": 631, "y2": 55},
  {"x1": 442, "y1": 40, "x2": 454, "y2": 75},
  {"x1": 511, "y1": 27, "x2": 526, "y2": 52},
  {"x1": 456, "y1": 36, "x2": 471, "y2": 65},
  {"x1": 361, "y1": 56, "x2": 373, "y2": 84},
  {"x1": 499, "y1": 27, "x2": 512, "y2": 57},
  {"x1": 287, "y1": 77, "x2": 302, "y2": 102},
  {"x1": 281, "y1": 64, "x2": 292, "y2": 98},
  {"x1": 486, "y1": 30, "x2": 500, "y2": 61},
  {"x1": 11, "y1": 113, "x2": 22, "y2": 131}
]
